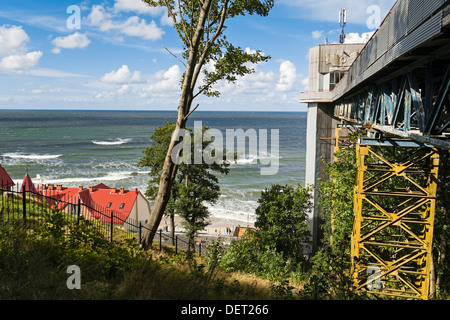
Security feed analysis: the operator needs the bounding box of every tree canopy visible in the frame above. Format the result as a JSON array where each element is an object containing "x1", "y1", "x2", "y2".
[{"x1": 140, "y1": 0, "x2": 274, "y2": 247}]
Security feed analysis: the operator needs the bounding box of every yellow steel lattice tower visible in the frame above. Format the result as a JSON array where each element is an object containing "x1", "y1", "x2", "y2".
[{"x1": 351, "y1": 140, "x2": 440, "y2": 300}]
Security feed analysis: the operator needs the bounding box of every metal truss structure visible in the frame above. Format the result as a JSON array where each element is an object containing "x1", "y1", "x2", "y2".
[
  {"x1": 327, "y1": 0, "x2": 449, "y2": 300},
  {"x1": 335, "y1": 63, "x2": 450, "y2": 150},
  {"x1": 351, "y1": 138, "x2": 440, "y2": 299}
]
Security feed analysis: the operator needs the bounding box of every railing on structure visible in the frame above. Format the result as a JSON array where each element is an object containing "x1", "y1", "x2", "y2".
[{"x1": 0, "y1": 183, "x2": 209, "y2": 256}]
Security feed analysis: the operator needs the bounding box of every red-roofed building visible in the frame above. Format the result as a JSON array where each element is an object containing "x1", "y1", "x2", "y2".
[
  {"x1": 33, "y1": 181, "x2": 151, "y2": 230},
  {"x1": 22, "y1": 173, "x2": 37, "y2": 193},
  {"x1": 88, "y1": 187, "x2": 151, "y2": 228},
  {"x1": 0, "y1": 165, "x2": 15, "y2": 190}
]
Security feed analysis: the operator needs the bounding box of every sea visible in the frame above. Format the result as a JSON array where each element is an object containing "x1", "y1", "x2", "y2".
[{"x1": 0, "y1": 110, "x2": 307, "y2": 224}]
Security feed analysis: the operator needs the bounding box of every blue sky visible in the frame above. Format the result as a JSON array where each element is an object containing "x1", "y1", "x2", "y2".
[{"x1": 0, "y1": 0, "x2": 396, "y2": 112}]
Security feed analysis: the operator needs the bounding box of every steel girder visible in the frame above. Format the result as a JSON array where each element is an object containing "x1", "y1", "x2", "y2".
[
  {"x1": 351, "y1": 140, "x2": 440, "y2": 299},
  {"x1": 334, "y1": 64, "x2": 450, "y2": 150}
]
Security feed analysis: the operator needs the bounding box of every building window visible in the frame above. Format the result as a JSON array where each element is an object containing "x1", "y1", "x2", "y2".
[
  {"x1": 329, "y1": 72, "x2": 345, "y2": 90},
  {"x1": 107, "y1": 202, "x2": 112, "y2": 208},
  {"x1": 119, "y1": 203, "x2": 125, "y2": 209}
]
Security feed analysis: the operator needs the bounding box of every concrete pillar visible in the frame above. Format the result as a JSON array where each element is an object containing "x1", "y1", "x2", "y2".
[{"x1": 305, "y1": 102, "x2": 338, "y2": 254}]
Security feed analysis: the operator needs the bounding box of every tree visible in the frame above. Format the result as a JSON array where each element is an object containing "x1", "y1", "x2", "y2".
[
  {"x1": 138, "y1": 122, "x2": 178, "y2": 243},
  {"x1": 175, "y1": 125, "x2": 230, "y2": 250},
  {"x1": 139, "y1": 122, "x2": 231, "y2": 249},
  {"x1": 431, "y1": 149, "x2": 450, "y2": 297},
  {"x1": 255, "y1": 184, "x2": 312, "y2": 265},
  {"x1": 140, "y1": 0, "x2": 274, "y2": 249}
]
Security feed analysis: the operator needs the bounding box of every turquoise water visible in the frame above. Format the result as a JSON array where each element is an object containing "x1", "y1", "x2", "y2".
[{"x1": 0, "y1": 110, "x2": 307, "y2": 223}]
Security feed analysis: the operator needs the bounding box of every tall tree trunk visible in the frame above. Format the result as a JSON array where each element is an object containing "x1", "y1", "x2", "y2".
[
  {"x1": 430, "y1": 252, "x2": 436, "y2": 299},
  {"x1": 141, "y1": 0, "x2": 213, "y2": 249},
  {"x1": 436, "y1": 233, "x2": 447, "y2": 292}
]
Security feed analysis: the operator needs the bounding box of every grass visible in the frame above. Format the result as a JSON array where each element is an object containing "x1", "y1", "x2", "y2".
[{"x1": 0, "y1": 193, "x2": 302, "y2": 300}]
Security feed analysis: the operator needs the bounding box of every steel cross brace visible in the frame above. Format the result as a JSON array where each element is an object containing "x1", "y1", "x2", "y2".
[{"x1": 351, "y1": 141, "x2": 439, "y2": 300}]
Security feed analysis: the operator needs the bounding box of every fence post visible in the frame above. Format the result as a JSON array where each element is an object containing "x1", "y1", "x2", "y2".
[
  {"x1": 110, "y1": 211, "x2": 114, "y2": 243},
  {"x1": 175, "y1": 235, "x2": 178, "y2": 254},
  {"x1": 159, "y1": 229, "x2": 162, "y2": 251},
  {"x1": 199, "y1": 241, "x2": 202, "y2": 256},
  {"x1": 139, "y1": 222, "x2": 142, "y2": 245},
  {"x1": 77, "y1": 198, "x2": 81, "y2": 225},
  {"x1": 22, "y1": 187, "x2": 26, "y2": 228}
]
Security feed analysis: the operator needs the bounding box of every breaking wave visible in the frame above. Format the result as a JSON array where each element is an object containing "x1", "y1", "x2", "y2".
[
  {"x1": 92, "y1": 138, "x2": 132, "y2": 146},
  {"x1": 2, "y1": 152, "x2": 62, "y2": 160}
]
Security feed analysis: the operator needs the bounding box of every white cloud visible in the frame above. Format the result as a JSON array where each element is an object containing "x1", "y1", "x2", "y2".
[
  {"x1": 114, "y1": 0, "x2": 164, "y2": 15},
  {"x1": 276, "y1": 60, "x2": 297, "y2": 92},
  {"x1": 120, "y1": 17, "x2": 164, "y2": 40},
  {"x1": 344, "y1": 31, "x2": 375, "y2": 44},
  {"x1": 0, "y1": 51, "x2": 43, "y2": 71},
  {"x1": 0, "y1": 25, "x2": 30, "y2": 57},
  {"x1": 312, "y1": 30, "x2": 324, "y2": 40},
  {"x1": 101, "y1": 65, "x2": 142, "y2": 84},
  {"x1": 147, "y1": 64, "x2": 181, "y2": 93},
  {"x1": 0, "y1": 25, "x2": 44, "y2": 73},
  {"x1": 301, "y1": 77, "x2": 309, "y2": 91},
  {"x1": 87, "y1": 4, "x2": 164, "y2": 41},
  {"x1": 52, "y1": 32, "x2": 91, "y2": 54},
  {"x1": 117, "y1": 84, "x2": 131, "y2": 95}
]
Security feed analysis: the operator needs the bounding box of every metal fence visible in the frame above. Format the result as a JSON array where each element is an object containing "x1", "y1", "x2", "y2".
[{"x1": 0, "y1": 183, "x2": 208, "y2": 256}]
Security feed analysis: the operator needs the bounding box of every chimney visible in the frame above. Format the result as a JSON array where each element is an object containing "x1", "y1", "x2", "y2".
[
  {"x1": 119, "y1": 187, "x2": 125, "y2": 194},
  {"x1": 110, "y1": 187, "x2": 117, "y2": 194},
  {"x1": 135, "y1": 188, "x2": 138, "y2": 194}
]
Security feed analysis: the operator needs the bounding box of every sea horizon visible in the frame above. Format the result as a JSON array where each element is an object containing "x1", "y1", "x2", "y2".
[{"x1": 0, "y1": 108, "x2": 306, "y2": 113}]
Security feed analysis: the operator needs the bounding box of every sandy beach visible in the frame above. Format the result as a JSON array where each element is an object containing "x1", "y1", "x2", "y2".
[{"x1": 160, "y1": 214, "x2": 255, "y2": 236}]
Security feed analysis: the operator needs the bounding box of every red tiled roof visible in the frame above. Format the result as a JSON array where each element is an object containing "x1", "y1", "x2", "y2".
[
  {"x1": 32, "y1": 180, "x2": 141, "y2": 224},
  {"x1": 89, "y1": 188, "x2": 138, "y2": 223},
  {"x1": 37, "y1": 185, "x2": 81, "y2": 210},
  {"x1": 91, "y1": 183, "x2": 110, "y2": 190},
  {"x1": 0, "y1": 165, "x2": 15, "y2": 189},
  {"x1": 22, "y1": 173, "x2": 37, "y2": 193}
]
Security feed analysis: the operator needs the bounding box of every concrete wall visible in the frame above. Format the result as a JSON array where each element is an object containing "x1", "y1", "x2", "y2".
[
  {"x1": 305, "y1": 102, "x2": 339, "y2": 253},
  {"x1": 126, "y1": 192, "x2": 151, "y2": 228}
]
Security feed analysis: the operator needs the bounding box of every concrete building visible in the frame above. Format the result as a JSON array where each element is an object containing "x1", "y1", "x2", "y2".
[{"x1": 300, "y1": 44, "x2": 365, "y2": 253}]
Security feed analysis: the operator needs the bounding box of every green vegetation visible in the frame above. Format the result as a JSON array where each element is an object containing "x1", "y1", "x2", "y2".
[
  {"x1": 0, "y1": 195, "x2": 296, "y2": 299},
  {"x1": 139, "y1": 0, "x2": 274, "y2": 247},
  {"x1": 1, "y1": 129, "x2": 449, "y2": 300},
  {"x1": 139, "y1": 122, "x2": 232, "y2": 250},
  {"x1": 309, "y1": 129, "x2": 450, "y2": 300}
]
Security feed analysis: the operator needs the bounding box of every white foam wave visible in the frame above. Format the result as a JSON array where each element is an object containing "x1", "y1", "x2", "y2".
[
  {"x1": 232, "y1": 153, "x2": 281, "y2": 165},
  {"x1": 206, "y1": 198, "x2": 257, "y2": 224},
  {"x1": 36, "y1": 171, "x2": 150, "y2": 186},
  {"x1": 92, "y1": 138, "x2": 132, "y2": 146},
  {"x1": 2, "y1": 152, "x2": 62, "y2": 160}
]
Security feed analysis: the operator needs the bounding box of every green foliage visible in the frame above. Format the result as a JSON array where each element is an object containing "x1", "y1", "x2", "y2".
[
  {"x1": 255, "y1": 184, "x2": 312, "y2": 265},
  {"x1": 221, "y1": 184, "x2": 312, "y2": 281},
  {"x1": 142, "y1": 0, "x2": 273, "y2": 100},
  {"x1": 139, "y1": 122, "x2": 232, "y2": 249},
  {"x1": 298, "y1": 274, "x2": 329, "y2": 300},
  {"x1": 221, "y1": 230, "x2": 291, "y2": 280}
]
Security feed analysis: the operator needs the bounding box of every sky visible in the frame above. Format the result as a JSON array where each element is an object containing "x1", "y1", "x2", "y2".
[{"x1": 0, "y1": 0, "x2": 397, "y2": 112}]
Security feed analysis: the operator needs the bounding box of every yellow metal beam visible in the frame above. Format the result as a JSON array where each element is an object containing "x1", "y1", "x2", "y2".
[{"x1": 351, "y1": 143, "x2": 440, "y2": 300}]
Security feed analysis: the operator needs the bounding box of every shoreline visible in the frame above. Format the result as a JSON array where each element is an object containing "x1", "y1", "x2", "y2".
[{"x1": 161, "y1": 214, "x2": 255, "y2": 236}]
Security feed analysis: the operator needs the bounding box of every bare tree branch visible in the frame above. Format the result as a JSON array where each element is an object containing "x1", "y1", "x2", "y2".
[
  {"x1": 190, "y1": 0, "x2": 229, "y2": 91},
  {"x1": 163, "y1": 44, "x2": 187, "y2": 67}
]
